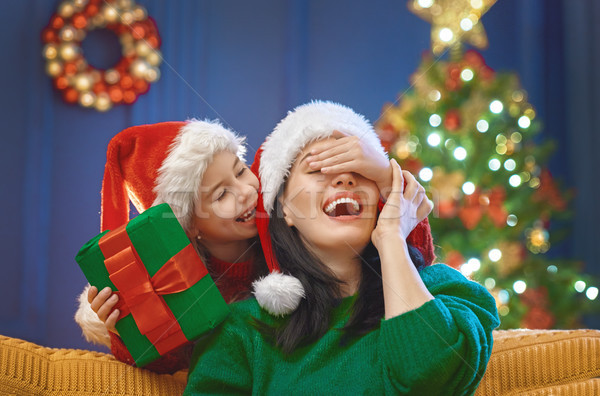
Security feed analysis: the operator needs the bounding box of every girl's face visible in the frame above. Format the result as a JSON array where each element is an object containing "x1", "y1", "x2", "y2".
[
  {"x1": 192, "y1": 150, "x2": 259, "y2": 244},
  {"x1": 281, "y1": 138, "x2": 380, "y2": 255}
]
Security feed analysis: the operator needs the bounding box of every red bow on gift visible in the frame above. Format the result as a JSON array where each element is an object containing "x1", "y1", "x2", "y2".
[
  {"x1": 534, "y1": 169, "x2": 567, "y2": 211},
  {"x1": 98, "y1": 224, "x2": 207, "y2": 355},
  {"x1": 458, "y1": 187, "x2": 508, "y2": 230}
]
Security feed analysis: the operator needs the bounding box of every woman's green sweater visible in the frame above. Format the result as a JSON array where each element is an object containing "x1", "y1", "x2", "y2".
[{"x1": 185, "y1": 264, "x2": 500, "y2": 395}]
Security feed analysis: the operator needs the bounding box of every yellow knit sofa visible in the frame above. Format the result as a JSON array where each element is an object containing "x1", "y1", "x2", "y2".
[{"x1": 1, "y1": 329, "x2": 599, "y2": 395}]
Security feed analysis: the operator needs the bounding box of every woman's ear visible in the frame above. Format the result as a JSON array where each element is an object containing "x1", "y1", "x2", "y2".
[{"x1": 280, "y1": 200, "x2": 295, "y2": 227}]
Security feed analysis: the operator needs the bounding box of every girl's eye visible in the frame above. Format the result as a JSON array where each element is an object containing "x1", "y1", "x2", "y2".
[
  {"x1": 237, "y1": 167, "x2": 247, "y2": 177},
  {"x1": 216, "y1": 189, "x2": 227, "y2": 201},
  {"x1": 308, "y1": 169, "x2": 321, "y2": 174}
]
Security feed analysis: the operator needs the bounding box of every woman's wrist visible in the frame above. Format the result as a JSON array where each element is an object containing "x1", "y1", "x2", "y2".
[
  {"x1": 375, "y1": 167, "x2": 393, "y2": 201},
  {"x1": 372, "y1": 229, "x2": 408, "y2": 251},
  {"x1": 377, "y1": 235, "x2": 434, "y2": 318}
]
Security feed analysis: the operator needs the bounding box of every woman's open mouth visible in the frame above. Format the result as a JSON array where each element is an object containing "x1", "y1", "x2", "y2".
[{"x1": 322, "y1": 193, "x2": 363, "y2": 218}]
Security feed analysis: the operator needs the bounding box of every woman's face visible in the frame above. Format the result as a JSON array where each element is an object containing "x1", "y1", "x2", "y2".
[
  {"x1": 192, "y1": 150, "x2": 259, "y2": 244},
  {"x1": 280, "y1": 138, "x2": 380, "y2": 255}
]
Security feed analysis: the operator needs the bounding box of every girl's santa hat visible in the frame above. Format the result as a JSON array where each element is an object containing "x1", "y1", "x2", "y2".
[
  {"x1": 101, "y1": 120, "x2": 246, "y2": 232},
  {"x1": 251, "y1": 101, "x2": 435, "y2": 316},
  {"x1": 75, "y1": 119, "x2": 246, "y2": 346}
]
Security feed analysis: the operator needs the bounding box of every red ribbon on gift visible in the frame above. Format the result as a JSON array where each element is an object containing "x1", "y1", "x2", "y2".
[
  {"x1": 98, "y1": 224, "x2": 207, "y2": 355},
  {"x1": 458, "y1": 187, "x2": 508, "y2": 230}
]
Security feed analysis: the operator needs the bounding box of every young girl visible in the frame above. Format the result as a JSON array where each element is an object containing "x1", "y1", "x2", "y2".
[
  {"x1": 185, "y1": 101, "x2": 500, "y2": 394},
  {"x1": 75, "y1": 120, "x2": 266, "y2": 373}
]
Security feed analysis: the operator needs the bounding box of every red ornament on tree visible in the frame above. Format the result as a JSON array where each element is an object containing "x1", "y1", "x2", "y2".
[
  {"x1": 444, "y1": 109, "x2": 461, "y2": 131},
  {"x1": 534, "y1": 169, "x2": 568, "y2": 211},
  {"x1": 464, "y1": 50, "x2": 484, "y2": 68},
  {"x1": 520, "y1": 287, "x2": 555, "y2": 329},
  {"x1": 377, "y1": 123, "x2": 398, "y2": 154},
  {"x1": 458, "y1": 187, "x2": 508, "y2": 230},
  {"x1": 445, "y1": 250, "x2": 465, "y2": 270},
  {"x1": 521, "y1": 306, "x2": 555, "y2": 329}
]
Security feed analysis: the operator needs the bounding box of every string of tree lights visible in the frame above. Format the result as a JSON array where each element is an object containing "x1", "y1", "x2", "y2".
[{"x1": 376, "y1": 0, "x2": 599, "y2": 329}]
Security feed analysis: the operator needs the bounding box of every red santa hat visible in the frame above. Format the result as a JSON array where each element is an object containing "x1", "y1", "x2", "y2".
[
  {"x1": 75, "y1": 119, "x2": 247, "y2": 346},
  {"x1": 251, "y1": 101, "x2": 435, "y2": 316},
  {"x1": 101, "y1": 119, "x2": 246, "y2": 233}
]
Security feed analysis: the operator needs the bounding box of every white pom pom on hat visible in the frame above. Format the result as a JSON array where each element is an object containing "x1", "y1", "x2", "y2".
[{"x1": 253, "y1": 271, "x2": 306, "y2": 316}]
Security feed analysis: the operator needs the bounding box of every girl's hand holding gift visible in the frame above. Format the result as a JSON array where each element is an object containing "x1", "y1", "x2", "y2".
[{"x1": 87, "y1": 285, "x2": 120, "y2": 335}]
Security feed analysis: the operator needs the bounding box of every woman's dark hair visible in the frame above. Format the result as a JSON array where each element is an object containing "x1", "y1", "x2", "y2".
[{"x1": 256, "y1": 188, "x2": 425, "y2": 354}]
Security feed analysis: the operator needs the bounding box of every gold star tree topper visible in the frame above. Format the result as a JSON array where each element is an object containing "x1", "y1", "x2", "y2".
[{"x1": 408, "y1": 0, "x2": 497, "y2": 55}]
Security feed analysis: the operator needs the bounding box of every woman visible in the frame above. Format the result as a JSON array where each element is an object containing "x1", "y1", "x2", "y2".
[
  {"x1": 75, "y1": 120, "x2": 266, "y2": 373},
  {"x1": 185, "y1": 101, "x2": 500, "y2": 394}
]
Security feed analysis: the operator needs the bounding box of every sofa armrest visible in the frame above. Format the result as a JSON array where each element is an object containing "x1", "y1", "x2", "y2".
[
  {"x1": 0, "y1": 335, "x2": 186, "y2": 395},
  {"x1": 476, "y1": 329, "x2": 600, "y2": 395},
  {"x1": 2, "y1": 329, "x2": 599, "y2": 395}
]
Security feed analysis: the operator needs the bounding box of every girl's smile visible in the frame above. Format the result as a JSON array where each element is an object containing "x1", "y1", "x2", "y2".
[{"x1": 192, "y1": 150, "x2": 259, "y2": 244}]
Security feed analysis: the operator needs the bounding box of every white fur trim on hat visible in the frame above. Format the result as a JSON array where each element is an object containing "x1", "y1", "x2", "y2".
[
  {"x1": 252, "y1": 271, "x2": 305, "y2": 316},
  {"x1": 259, "y1": 101, "x2": 386, "y2": 215},
  {"x1": 153, "y1": 119, "x2": 246, "y2": 231},
  {"x1": 74, "y1": 284, "x2": 112, "y2": 348}
]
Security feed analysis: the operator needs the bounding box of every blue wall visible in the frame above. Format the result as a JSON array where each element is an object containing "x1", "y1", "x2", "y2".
[{"x1": 1, "y1": 0, "x2": 596, "y2": 351}]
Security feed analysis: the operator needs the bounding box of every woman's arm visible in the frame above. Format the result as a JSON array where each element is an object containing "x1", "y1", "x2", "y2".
[
  {"x1": 378, "y1": 264, "x2": 500, "y2": 395},
  {"x1": 372, "y1": 159, "x2": 434, "y2": 318},
  {"x1": 377, "y1": 236, "x2": 434, "y2": 318},
  {"x1": 373, "y1": 161, "x2": 499, "y2": 394}
]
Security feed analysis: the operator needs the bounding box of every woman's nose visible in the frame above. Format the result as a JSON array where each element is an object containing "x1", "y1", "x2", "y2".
[{"x1": 332, "y1": 172, "x2": 356, "y2": 187}]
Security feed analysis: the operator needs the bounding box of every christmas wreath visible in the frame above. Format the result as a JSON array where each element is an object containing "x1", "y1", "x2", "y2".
[{"x1": 41, "y1": 0, "x2": 162, "y2": 112}]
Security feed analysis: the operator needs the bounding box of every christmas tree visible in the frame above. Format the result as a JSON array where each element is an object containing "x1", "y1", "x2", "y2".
[{"x1": 376, "y1": 0, "x2": 599, "y2": 329}]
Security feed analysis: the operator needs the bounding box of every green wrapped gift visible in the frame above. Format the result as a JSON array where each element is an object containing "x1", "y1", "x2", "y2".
[{"x1": 75, "y1": 203, "x2": 229, "y2": 367}]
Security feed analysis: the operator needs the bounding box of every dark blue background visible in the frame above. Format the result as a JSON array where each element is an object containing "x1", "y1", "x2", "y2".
[{"x1": 1, "y1": 0, "x2": 597, "y2": 352}]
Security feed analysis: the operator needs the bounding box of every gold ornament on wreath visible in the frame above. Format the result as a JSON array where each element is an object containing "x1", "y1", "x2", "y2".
[{"x1": 41, "y1": 0, "x2": 162, "y2": 111}]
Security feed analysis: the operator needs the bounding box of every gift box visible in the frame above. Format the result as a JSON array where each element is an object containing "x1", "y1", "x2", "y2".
[{"x1": 76, "y1": 203, "x2": 229, "y2": 367}]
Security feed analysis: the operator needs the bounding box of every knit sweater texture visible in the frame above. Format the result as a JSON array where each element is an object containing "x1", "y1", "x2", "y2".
[
  {"x1": 110, "y1": 256, "x2": 255, "y2": 374},
  {"x1": 185, "y1": 264, "x2": 500, "y2": 395}
]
